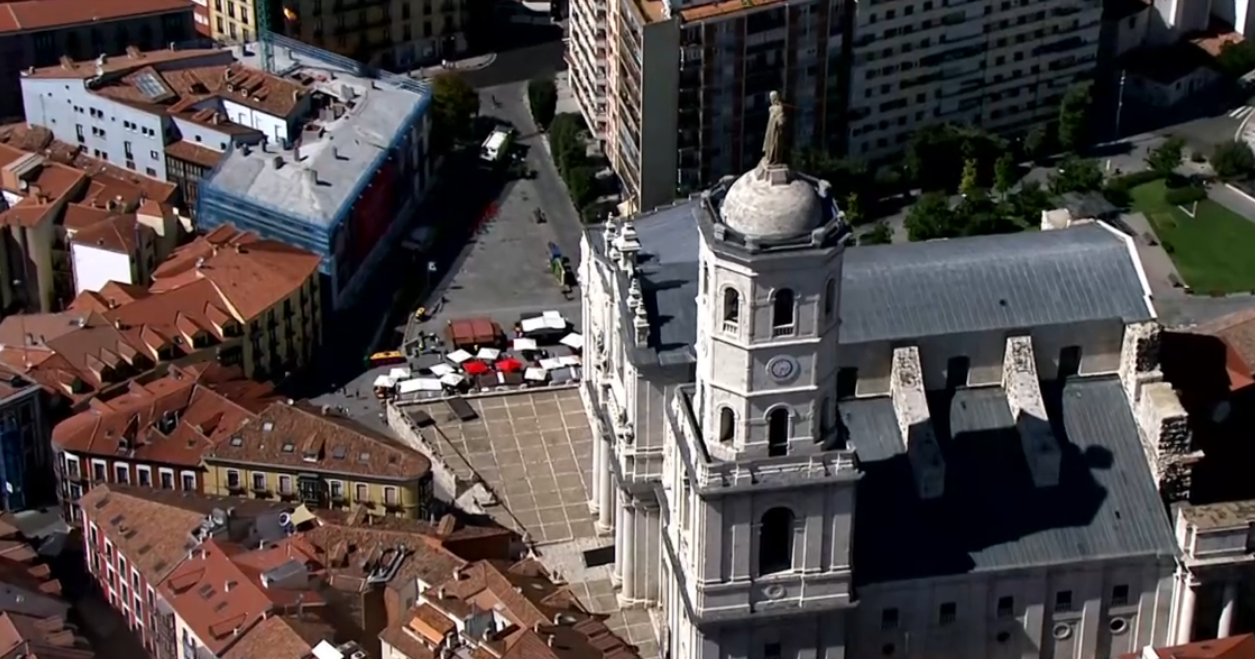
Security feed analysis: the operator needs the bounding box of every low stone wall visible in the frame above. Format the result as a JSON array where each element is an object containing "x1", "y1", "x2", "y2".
[{"x1": 387, "y1": 402, "x2": 463, "y2": 499}]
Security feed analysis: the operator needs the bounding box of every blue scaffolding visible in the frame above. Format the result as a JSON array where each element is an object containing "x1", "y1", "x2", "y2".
[{"x1": 196, "y1": 35, "x2": 432, "y2": 279}]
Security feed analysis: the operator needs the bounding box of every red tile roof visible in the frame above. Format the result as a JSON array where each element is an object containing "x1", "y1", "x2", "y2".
[
  {"x1": 0, "y1": 0, "x2": 190, "y2": 34},
  {"x1": 52, "y1": 362, "x2": 275, "y2": 466},
  {"x1": 150, "y1": 225, "x2": 321, "y2": 320},
  {"x1": 1120, "y1": 635, "x2": 1255, "y2": 659}
]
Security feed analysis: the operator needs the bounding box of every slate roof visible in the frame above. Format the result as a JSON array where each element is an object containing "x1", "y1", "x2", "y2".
[
  {"x1": 842, "y1": 377, "x2": 1178, "y2": 585},
  {"x1": 839, "y1": 224, "x2": 1154, "y2": 344},
  {"x1": 587, "y1": 208, "x2": 1153, "y2": 366}
]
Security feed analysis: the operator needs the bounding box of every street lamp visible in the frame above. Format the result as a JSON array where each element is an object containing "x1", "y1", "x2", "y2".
[{"x1": 1114, "y1": 69, "x2": 1127, "y2": 141}]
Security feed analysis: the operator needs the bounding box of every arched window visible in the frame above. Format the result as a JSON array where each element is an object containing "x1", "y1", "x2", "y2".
[
  {"x1": 767, "y1": 408, "x2": 790, "y2": 456},
  {"x1": 772, "y1": 289, "x2": 795, "y2": 336},
  {"x1": 759, "y1": 507, "x2": 795, "y2": 575},
  {"x1": 824, "y1": 279, "x2": 836, "y2": 320},
  {"x1": 722, "y1": 288, "x2": 740, "y2": 328},
  {"x1": 718, "y1": 407, "x2": 736, "y2": 443}
]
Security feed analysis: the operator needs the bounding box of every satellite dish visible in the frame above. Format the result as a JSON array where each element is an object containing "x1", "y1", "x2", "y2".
[{"x1": 278, "y1": 512, "x2": 293, "y2": 528}]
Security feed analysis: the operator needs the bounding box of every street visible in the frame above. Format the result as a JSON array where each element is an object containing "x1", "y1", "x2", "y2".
[{"x1": 308, "y1": 73, "x2": 585, "y2": 434}]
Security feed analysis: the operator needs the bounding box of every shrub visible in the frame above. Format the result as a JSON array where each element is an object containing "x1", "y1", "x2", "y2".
[
  {"x1": 1108, "y1": 170, "x2": 1163, "y2": 190},
  {"x1": 527, "y1": 78, "x2": 558, "y2": 128},
  {"x1": 1163, "y1": 185, "x2": 1207, "y2": 206}
]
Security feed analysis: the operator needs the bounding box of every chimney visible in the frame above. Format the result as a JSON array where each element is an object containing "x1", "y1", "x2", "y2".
[
  {"x1": 889, "y1": 347, "x2": 944, "y2": 499},
  {"x1": 1000, "y1": 336, "x2": 1060, "y2": 488},
  {"x1": 452, "y1": 566, "x2": 462, "y2": 581},
  {"x1": 1118, "y1": 321, "x2": 1162, "y2": 410}
]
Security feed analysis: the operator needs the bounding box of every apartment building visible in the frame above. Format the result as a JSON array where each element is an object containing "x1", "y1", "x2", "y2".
[
  {"x1": 202, "y1": 401, "x2": 434, "y2": 519},
  {"x1": 845, "y1": 0, "x2": 1101, "y2": 160},
  {"x1": 0, "y1": 128, "x2": 183, "y2": 312},
  {"x1": 196, "y1": 38, "x2": 434, "y2": 310},
  {"x1": 78, "y1": 484, "x2": 517, "y2": 658},
  {"x1": 571, "y1": 0, "x2": 1100, "y2": 209},
  {"x1": 99, "y1": 224, "x2": 325, "y2": 380},
  {"x1": 51, "y1": 362, "x2": 276, "y2": 522},
  {"x1": 0, "y1": 0, "x2": 196, "y2": 123},
  {"x1": 0, "y1": 371, "x2": 52, "y2": 512},
  {"x1": 19, "y1": 46, "x2": 308, "y2": 214},
  {"x1": 570, "y1": 0, "x2": 851, "y2": 212}
]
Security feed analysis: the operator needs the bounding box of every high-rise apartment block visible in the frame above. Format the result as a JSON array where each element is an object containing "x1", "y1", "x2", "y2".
[{"x1": 569, "y1": 0, "x2": 1101, "y2": 211}]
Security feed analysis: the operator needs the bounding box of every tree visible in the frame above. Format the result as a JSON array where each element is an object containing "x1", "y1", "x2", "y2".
[
  {"x1": 549, "y1": 113, "x2": 587, "y2": 176},
  {"x1": 1147, "y1": 136, "x2": 1186, "y2": 178},
  {"x1": 429, "y1": 74, "x2": 480, "y2": 154},
  {"x1": 905, "y1": 192, "x2": 958, "y2": 241},
  {"x1": 906, "y1": 124, "x2": 1005, "y2": 192},
  {"x1": 1213, "y1": 141, "x2": 1255, "y2": 179},
  {"x1": 567, "y1": 166, "x2": 597, "y2": 208},
  {"x1": 527, "y1": 77, "x2": 558, "y2": 128},
  {"x1": 1008, "y1": 179, "x2": 1053, "y2": 224},
  {"x1": 860, "y1": 222, "x2": 893, "y2": 245},
  {"x1": 792, "y1": 148, "x2": 872, "y2": 200},
  {"x1": 959, "y1": 158, "x2": 981, "y2": 199},
  {"x1": 1057, "y1": 83, "x2": 1092, "y2": 153},
  {"x1": 844, "y1": 192, "x2": 866, "y2": 226},
  {"x1": 1216, "y1": 40, "x2": 1255, "y2": 79},
  {"x1": 1024, "y1": 125, "x2": 1049, "y2": 162},
  {"x1": 1050, "y1": 157, "x2": 1104, "y2": 194},
  {"x1": 994, "y1": 152, "x2": 1016, "y2": 197}
]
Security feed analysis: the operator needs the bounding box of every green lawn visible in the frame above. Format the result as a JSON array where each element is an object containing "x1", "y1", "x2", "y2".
[{"x1": 1130, "y1": 180, "x2": 1255, "y2": 294}]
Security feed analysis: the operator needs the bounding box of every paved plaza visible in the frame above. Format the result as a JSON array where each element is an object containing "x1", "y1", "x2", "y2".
[
  {"x1": 403, "y1": 388, "x2": 660, "y2": 659},
  {"x1": 405, "y1": 388, "x2": 595, "y2": 544}
]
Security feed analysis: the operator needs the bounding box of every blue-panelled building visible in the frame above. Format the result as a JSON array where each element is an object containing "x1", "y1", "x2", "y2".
[
  {"x1": 196, "y1": 36, "x2": 433, "y2": 311},
  {"x1": 0, "y1": 374, "x2": 50, "y2": 512}
]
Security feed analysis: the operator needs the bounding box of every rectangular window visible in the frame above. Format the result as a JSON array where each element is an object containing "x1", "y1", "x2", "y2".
[
  {"x1": 132, "y1": 570, "x2": 140, "y2": 589},
  {"x1": 1111, "y1": 585, "x2": 1129, "y2": 607},
  {"x1": 181, "y1": 472, "x2": 195, "y2": 491},
  {"x1": 881, "y1": 607, "x2": 899, "y2": 630},
  {"x1": 1055, "y1": 591, "x2": 1073, "y2": 613},
  {"x1": 355, "y1": 483, "x2": 368, "y2": 502},
  {"x1": 93, "y1": 462, "x2": 106, "y2": 481},
  {"x1": 114, "y1": 464, "x2": 129, "y2": 484},
  {"x1": 384, "y1": 486, "x2": 398, "y2": 506},
  {"x1": 252, "y1": 472, "x2": 267, "y2": 491},
  {"x1": 279, "y1": 475, "x2": 292, "y2": 494},
  {"x1": 118, "y1": 556, "x2": 126, "y2": 573},
  {"x1": 159, "y1": 470, "x2": 174, "y2": 489},
  {"x1": 226, "y1": 470, "x2": 241, "y2": 489},
  {"x1": 330, "y1": 480, "x2": 344, "y2": 499},
  {"x1": 996, "y1": 596, "x2": 1014, "y2": 619},
  {"x1": 124, "y1": 141, "x2": 133, "y2": 159},
  {"x1": 137, "y1": 467, "x2": 151, "y2": 487},
  {"x1": 938, "y1": 602, "x2": 957, "y2": 625}
]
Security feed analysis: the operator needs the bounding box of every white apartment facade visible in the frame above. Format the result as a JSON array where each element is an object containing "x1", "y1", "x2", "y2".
[
  {"x1": 569, "y1": 0, "x2": 1101, "y2": 209},
  {"x1": 578, "y1": 152, "x2": 1205, "y2": 659},
  {"x1": 846, "y1": 0, "x2": 1101, "y2": 160}
]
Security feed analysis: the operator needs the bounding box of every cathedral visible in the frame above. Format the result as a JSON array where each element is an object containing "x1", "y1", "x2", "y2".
[{"x1": 576, "y1": 110, "x2": 1220, "y2": 659}]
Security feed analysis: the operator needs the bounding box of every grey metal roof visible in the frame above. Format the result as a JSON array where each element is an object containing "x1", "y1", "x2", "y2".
[
  {"x1": 209, "y1": 44, "x2": 428, "y2": 229},
  {"x1": 843, "y1": 377, "x2": 1177, "y2": 585},
  {"x1": 839, "y1": 223, "x2": 1154, "y2": 344}
]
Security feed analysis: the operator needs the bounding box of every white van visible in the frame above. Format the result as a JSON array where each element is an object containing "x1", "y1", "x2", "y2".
[{"x1": 480, "y1": 128, "x2": 512, "y2": 162}]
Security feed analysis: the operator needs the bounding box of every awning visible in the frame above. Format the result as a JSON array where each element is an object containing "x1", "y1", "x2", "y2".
[
  {"x1": 525, "y1": 367, "x2": 548, "y2": 382},
  {"x1": 538, "y1": 357, "x2": 562, "y2": 370},
  {"x1": 439, "y1": 373, "x2": 466, "y2": 387},
  {"x1": 496, "y1": 357, "x2": 524, "y2": 372},
  {"x1": 372, "y1": 375, "x2": 395, "y2": 388},
  {"x1": 447, "y1": 349, "x2": 473, "y2": 363},
  {"x1": 560, "y1": 332, "x2": 584, "y2": 349},
  {"x1": 557, "y1": 355, "x2": 582, "y2": 366},
  {"x1": 476, "y1": 347, "x2": 501, "y2": 360},
  {"x1": 521, "y1": 315, "x2": 566, "y2": 333},
  {"x1": 464, "y1": 360, "x2": 491, "y2": 376},
  {"x1": 388, "y1": 367, "x2": 411, "y2": 380},
  {"x1": 429, "y1": 363, "x2": 456, "y2": 376},
  {"x1": 398, "y1": 378, "x2": 443, "y2": 394},
  {"x1": 512, "y1": 338, "x2": 538, "y2": 351}
]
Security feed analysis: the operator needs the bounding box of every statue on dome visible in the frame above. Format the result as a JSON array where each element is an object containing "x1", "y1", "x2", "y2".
[{"x1": 760, "y1": 91, "x2": 787, "y2": 169}]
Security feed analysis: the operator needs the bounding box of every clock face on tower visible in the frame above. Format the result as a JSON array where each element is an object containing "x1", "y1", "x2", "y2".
[{"x1": 767, "y1": 356, "x2": 799, "y2": 383}]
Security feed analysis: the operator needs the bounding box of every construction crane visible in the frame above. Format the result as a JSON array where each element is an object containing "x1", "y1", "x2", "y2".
[{"x1": 257, "y1": 0, "x2": 275, "y2": 73}]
